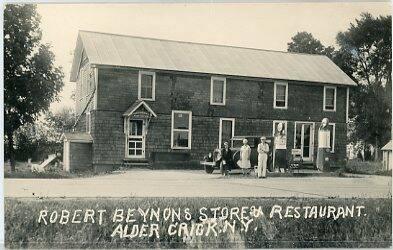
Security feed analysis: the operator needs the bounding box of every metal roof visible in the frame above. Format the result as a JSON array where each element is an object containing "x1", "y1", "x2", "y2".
[
  {"x1": 382, "y1": 140, "x2": 392, "y2": 151},
  {"x1": 70, "y1": 30, "x2": 356, "y2": 86},
  {"x1": 61, "y1": 132, "x2": 93, "y2": 143},
  {"x1": 123, "y1": 100, "x2": 157, "y2": 117}
]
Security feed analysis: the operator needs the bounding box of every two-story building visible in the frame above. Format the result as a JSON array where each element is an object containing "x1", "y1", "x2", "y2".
[{"x1": 63, "y1": 30, "x2": 356, "y2": 172}]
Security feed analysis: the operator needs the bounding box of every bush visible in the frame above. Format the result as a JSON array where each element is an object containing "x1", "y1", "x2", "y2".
[{"x1": 345, "y1": 159, "x2": 388, "y2": 175}]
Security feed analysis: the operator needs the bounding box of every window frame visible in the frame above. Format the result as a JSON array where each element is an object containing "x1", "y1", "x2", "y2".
[
  {"x1": 323, "y1": 86, "x2": 337, "y2": 112},
  {"x1": 171, "y1": 110, "x2": 192, "y2": 149},
  {"x1": 138, "y1": 70, "x2": 156, "y2": 101},
  {"x1": 210, "y1": 76, "x2": 226, "y2": 106},
  {"x1": 273, "y1": 81, "x2": 288, "y2": 109},
  {"x1": 272, "y1": 120, "x2": 288, "y2": 136}
]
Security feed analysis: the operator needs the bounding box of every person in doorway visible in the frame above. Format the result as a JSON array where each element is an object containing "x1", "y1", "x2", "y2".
[
  {"x1": 239, "y1": 139, "x2": 251, "y2": 175},
  {"x1": 221, "y1": 141, "x2": 233, "y2": 176},
  {"x1": 274, "y1": 122, "x2": 287, "y2": 172},
  {"x1": 257, "y1": 136, "x2": 269, "y2": 178}
]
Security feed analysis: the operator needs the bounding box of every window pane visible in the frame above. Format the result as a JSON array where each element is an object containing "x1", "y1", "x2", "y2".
[
  {"x1": 141, "y1": 74, "x2": 153, "y2": 99},
  {"x1": 129, "y1": 120, "x2": 143, "y2": 136},
  {"x1": 325, "y1": 88, "x2": 335, "y2": 109},
  {"x1": 173, "y1": 131, "x2": 189, "y2": 148},
  {"x1": 276, "y1": 84, "x2": 286, "y2": 107},
  {"x1": 173, "y1": 113, "x2": 190, "y2": 129},
  {"x1": 212, "y1": 80, "x2": 224, "y2": 103}
]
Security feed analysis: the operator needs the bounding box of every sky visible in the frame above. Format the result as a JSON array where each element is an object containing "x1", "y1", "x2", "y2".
[{"x1": 35, "y1": 2, "x2": 391, "y2": 112}]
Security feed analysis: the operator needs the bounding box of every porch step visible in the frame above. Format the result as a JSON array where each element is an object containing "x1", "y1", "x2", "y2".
[{"x1": 122, "y1": 159, "x2": 151, "y2": 169}]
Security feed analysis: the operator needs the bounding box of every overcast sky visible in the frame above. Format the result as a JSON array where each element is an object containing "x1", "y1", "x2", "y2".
[{"x1": 36, "y1": 2, "x2": 391, "y2": 112}]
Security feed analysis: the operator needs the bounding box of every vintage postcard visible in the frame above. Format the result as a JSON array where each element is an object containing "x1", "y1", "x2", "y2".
[{"x1": 2, "y1": 1, "x2": 392, "y2": 248}]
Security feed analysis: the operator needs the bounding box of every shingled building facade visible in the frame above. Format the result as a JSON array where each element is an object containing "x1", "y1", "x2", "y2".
[{"x1": 64, "y1": 30, "x2": 356, "y2": 172}]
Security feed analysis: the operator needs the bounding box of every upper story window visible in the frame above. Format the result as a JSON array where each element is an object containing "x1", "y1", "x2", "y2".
[
  {"x1": 138, "y1": 71, "x2": 156, "y2": 101},
  {"x1": 324, "y1": 86, "x2": 336, "y2": 111},
  {"x1": 171, "y1": 110, "x2": 192, "y2": 149},
  {"x1": 274, "y1": 81, "x2": 288, "y2": 109},
  {"x1": 210, "y1": 76, "x2": 226, "y2": 105}
]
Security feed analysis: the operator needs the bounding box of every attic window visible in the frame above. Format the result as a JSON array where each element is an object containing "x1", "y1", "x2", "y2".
[{"x1": 138, "y1": 71, "x2": 156, "y2": 101}]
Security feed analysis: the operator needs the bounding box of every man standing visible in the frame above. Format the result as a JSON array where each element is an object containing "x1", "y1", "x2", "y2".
[
  {"x1": 221, "y1": 141, "x2": 233, "y2": 176},
  {"x1": 257, "y1": 137, "x2": 269, "y2": 178}
]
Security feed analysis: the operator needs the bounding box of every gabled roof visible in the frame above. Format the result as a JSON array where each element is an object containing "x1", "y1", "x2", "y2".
[
  {"x1": 123, "y1": 100, "x2": 157, "y2": 117},
  {"x1": 382, "y1": 140, "x2": 392, "y2": 151},
  {"x1": 61, "y1": 132, "x2": 93, "y2": 143},
  {"x1": 70, "y1": 30, "x2": 356, "y2": 86}
]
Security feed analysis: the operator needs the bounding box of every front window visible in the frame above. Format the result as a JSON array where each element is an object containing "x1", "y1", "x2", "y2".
[
  {"x1": 324, "y1": 86, "x2": 336, "y2": 111},
  {"x1": 210, "y1": 77, "x2": 226, "y2": 105},
  {"x1": 138, "y1": 71, "x2": 155, "y2": 100},
  {"x1": 274, "y1": 81, "x2": 288, "y2": 109},
  {"x1": 171, "y1": 111, "x2": 192, "y2": 149}
]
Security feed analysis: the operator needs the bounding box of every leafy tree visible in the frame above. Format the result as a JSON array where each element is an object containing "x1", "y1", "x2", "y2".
[
  {"x1": 4, "y1": 4, "x2": 64, "y2": 171},
  {"x1": 337, "y1": 13, "x2": 392, "y2": 159},
  {"x1": 287, "y1": 31, "x2": 335, "y2": 58},
  {"x1": 45, "y1": 107, "x2": 76, "y2": 141}
]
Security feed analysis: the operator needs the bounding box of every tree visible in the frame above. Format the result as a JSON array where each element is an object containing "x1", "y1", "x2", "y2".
[
  {"x1": 287, "y1": 31, "x2": 335, "y2": 58},
  {"x1": 4, "y1": 4, "x2": 64, "y2": 171},
  {"x1": 45, "y1": 107, "x2": 76, "y2": 141},
  {"x1": 337, "y1": 13, "x2": 391, "y2": 159}
]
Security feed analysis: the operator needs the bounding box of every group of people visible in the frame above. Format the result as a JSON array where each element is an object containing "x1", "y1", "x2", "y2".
[{"x1": 219, "y1": 137, "x2": 270, "y2": 178}]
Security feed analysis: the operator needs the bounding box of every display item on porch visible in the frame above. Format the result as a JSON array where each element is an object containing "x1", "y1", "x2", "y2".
[
  {"x1": 317, "y1": 118, "x2": 331, "y2": 171},
  {"x1": 257, "y1": 137, "x2": 269, "y2": 178},
  {"x1": 238, "y1": 139, "x2": 251, "y2": 175},
  {"x1": 273, "y1": 122, "x2": 287, "y2": 172}
]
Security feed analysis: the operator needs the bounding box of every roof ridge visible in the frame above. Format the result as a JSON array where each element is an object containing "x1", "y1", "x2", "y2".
[{"x1": 78, "y1": 30, "x2": 327, "y2": 58}]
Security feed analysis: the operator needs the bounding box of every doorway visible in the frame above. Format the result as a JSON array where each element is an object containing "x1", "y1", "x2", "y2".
[
  {"x1": 219, "y1": 118, "x2": 235, "y2": 149},
  {"x1": 294, "y1": 122, "x2": 315, "y2": 162},
  {"x1": 127, "y1": 119, "x2": 146, "y2": 158}
]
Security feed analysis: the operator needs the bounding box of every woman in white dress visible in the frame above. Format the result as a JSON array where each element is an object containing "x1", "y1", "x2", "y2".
[{"x1": 239, "y1": 138, "x2": 251, "y2": 175}]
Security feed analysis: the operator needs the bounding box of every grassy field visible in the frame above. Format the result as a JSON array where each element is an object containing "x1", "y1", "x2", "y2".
[
  {"x1": 345, "y1": 159, "x2": 392, "y2": 176},
  {"x1": 5, "y1": 197, "x2": 392, "y2": 248}
]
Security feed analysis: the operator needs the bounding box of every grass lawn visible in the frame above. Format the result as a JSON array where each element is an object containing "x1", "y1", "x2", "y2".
[
  {"x1": 3, "y1": 161, "x2": 103, "y2": 179},
  {"x1": 5, "y1": 197, "x2": 392, "y2": 248},
  {"x1": 345, "y1": 159, "x2": 392, "y2": 176}
]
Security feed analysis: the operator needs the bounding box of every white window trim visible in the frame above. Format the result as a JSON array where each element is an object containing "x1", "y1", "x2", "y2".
[
  {"x1": 329, "y1": 123, "x2": 336, "y2": 153},
  {"x1": 272, "y1": 120, "x2": 288, "y2": 136},
  {"x1": 219, "y1": 118, "x2": 235, "y2": 149},
  {"x1": 323, "y1": 86, "x2": 337, "y2": 112},
  {"x1": 273, "y1": 81, "x2": 288, "y2": 109},
  {"x1": 138, "y1": 70, "x2": 156, "y2": 101},
  {"x1": 171, "y1": 110, "x2": 192, "y2": 150},
  {"x1": 210, "y1": 76, "x2": 226, "y2": 106}
]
